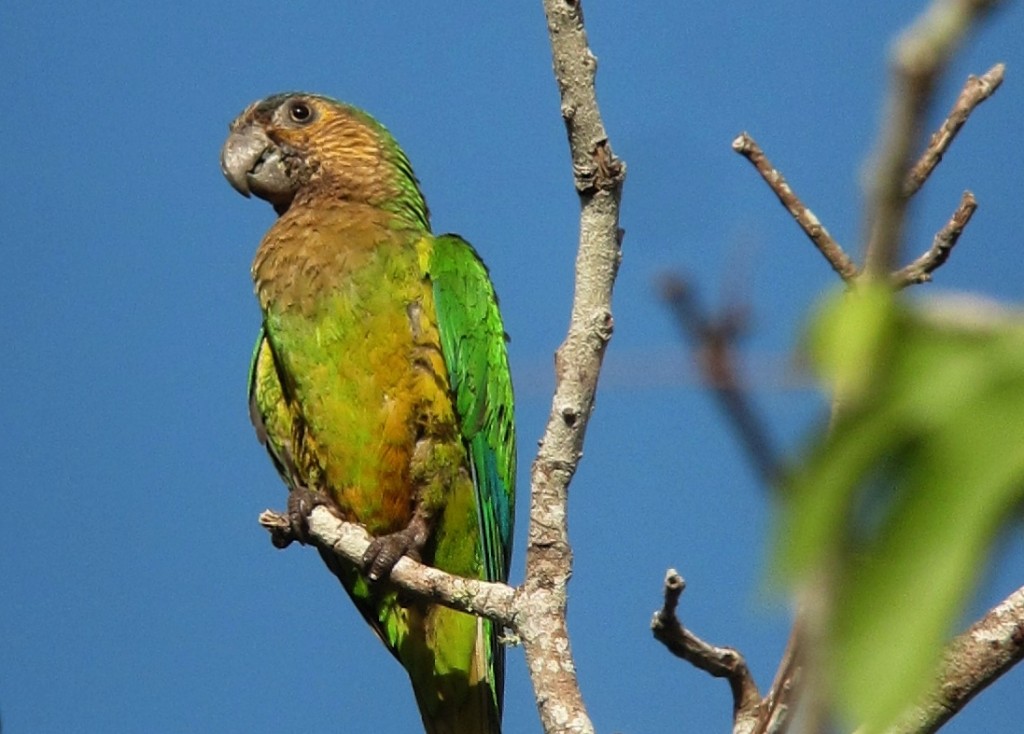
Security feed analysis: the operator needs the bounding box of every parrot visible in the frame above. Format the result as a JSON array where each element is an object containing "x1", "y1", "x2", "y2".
[{"x1": 220, "y1": 93, "x2": 515, "y2": 734}]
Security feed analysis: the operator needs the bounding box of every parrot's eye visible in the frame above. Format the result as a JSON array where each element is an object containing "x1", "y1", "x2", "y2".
[{"x1": 288, "y1": 101, "x2": 314, "y2": 124}]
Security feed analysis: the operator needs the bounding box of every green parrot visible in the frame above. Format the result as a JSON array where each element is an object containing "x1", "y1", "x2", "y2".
[{"x1": 220, "y1": 93, "x2": 515, "y2": 734}]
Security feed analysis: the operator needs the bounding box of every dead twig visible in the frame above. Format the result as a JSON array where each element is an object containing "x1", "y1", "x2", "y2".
[
  {"x1": 652, "y1": 570, "x2": 762, "y2": 732},
  {"x1": 904, "y1": 64, "x2": 1005, "y2": 197},
  {"x1": 893, "y1": 191, "x2": 977, "y2": 288},
  {"x1": 732, "y1": 132, "x2": 858, "y2": 282}
]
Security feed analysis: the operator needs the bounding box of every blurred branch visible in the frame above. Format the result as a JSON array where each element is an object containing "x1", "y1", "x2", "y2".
[
  {"x1": 904, "y1": 63, "x2": 1005, "y2": 197},
  {"x1": 732, "y1": 132, "x2": 859, "y2": 282},
  {"x1": 893, "y1": 191, "x2": 977, "y2": 288},
  {"x1": 659, "y1": 275, "x2": 782, "y2": 486},
  {"x1": 652, "y1": 570, "x2": 763, "y2": 733},
  {"x1": 862, "y1": 0, "x2": 1003, "y2": 278},
  {"x1": 752, "y1": 623, "x2": 802, "y2": 734},
  {"x1": 880, "y1": 584, "x2": 1024, "y2": 734}
]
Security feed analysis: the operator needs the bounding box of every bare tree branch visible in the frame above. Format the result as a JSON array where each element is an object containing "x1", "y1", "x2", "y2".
[
  {"x1": 651, "y1": 570, "x2": 762, "y2": 733},
  {"x1": 893, "y1": 191, "x2": 978, "y2": 288},
  {"x1": 862, "y1": 0, "x2": 1002, "y2": 278},
  {"x1": 734, "y1": 58, "x2": 1003, "y2": 291},
  {"x1": 904, "y1": 64, "x2": 1005, "y2": 197},
  {"x1": 517, "y1": 2, "x2": 625, "y2": 733},
  {"x1": 880, "y1": 585, "x2": 1024, "y2": 734},
  {"x1": 732, "y1": 132, "x2": 859, "y2": 282}
]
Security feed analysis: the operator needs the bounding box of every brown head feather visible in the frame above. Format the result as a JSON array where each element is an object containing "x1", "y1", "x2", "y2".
[{"x1": 227, "y1": 93, "x2": 429, "y2": 228}]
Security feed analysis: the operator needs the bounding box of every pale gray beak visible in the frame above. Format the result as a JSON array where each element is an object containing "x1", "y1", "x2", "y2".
[{"x1": 221, "y1": 126, "x2": 294, "y2": 207}]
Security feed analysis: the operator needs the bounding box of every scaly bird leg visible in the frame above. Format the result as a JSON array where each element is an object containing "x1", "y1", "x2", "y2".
[{"x1": 362, "y1": 507, "x2": 433, "y2": 582}]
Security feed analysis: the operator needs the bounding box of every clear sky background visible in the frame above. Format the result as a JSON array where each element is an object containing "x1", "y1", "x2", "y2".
[{"x1": 3, "y1": 2, "x2": 1023, "y2": 733}]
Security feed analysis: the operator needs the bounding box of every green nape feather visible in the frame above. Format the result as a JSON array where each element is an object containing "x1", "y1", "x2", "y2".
[{"x1": 231, "y1": 93, "x2": 515, "y2": 734}]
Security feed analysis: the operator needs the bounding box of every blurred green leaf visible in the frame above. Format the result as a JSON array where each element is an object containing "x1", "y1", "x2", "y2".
[
  {"x1": 807, "y1": 283, "x2": 895, "y2": 400},
  {"x1": 776, "y1": 290, "x2": 1024, "y2": 732}
]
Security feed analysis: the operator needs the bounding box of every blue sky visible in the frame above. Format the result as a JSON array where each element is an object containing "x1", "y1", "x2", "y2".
[{"x1": 3, "y1": 2, "x2": 1023, "y2": 732}]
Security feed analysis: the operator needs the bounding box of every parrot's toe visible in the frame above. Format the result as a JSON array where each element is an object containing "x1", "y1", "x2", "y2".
[
  {"x1": 280, "y1": 486, "x2": 331, "y2": 547},
  {"x1": 362, "y1": 520, "x2": 430, "y2": 581}
]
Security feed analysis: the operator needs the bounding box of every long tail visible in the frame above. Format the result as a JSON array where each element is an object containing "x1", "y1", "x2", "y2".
[
  {"x1": 318, "y1": 548, "x2": 503, "y2": 733},
  {"x1": 407, "y1": 604, "x2": 503, "y2": 734}
]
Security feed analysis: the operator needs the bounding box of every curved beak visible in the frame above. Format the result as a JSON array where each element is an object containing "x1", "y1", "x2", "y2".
[
  {"x1": 221, "y1": 126, "x2": 266, "y2": 197},
  {"x1": 220, "y1": 126, "x2": 293, "y2": 206}
]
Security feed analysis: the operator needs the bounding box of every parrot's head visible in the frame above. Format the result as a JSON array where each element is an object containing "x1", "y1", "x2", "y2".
[{"x1": 221, "y1": 92, "x2": 426, "y2": 220}]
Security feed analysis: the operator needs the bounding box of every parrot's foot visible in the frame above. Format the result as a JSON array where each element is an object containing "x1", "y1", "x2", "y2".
[
  {"x1": 362, "y1": 513, "x2": 431, "y2": 581},
  {"x1": 271, "y1": 486, "x2": 332, "y2": 549}
]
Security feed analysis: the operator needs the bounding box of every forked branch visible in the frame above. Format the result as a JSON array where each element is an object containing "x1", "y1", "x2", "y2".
[
  {"x1": 863, "y1": 0, "x2": 1002, "y2": 277},
  {"x1": 734, "y1": 61, "x2": 1003, "y2": 289},
  {"x1": 652, "y1": 570, "x2": 762, "y2": 733}
]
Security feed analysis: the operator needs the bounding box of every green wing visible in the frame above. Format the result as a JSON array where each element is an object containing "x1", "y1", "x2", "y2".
[
  {"x1": 427, "y1": 234, "x2": 516, "y2": 585},
  {"x1": 247, "y1": 325, "x2": 298, "y2": 489}
]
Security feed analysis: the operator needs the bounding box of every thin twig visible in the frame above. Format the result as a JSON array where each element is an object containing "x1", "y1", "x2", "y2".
[
  {"x1": 659, "y1": 275, "x2": 782, "y2": 486},
  {"x1": 880, "y1": 585, "x2": 1024, "y2": 734},
  {"x1": 732, "y1": 133, "x2": 859, "y2": 282},
  {"x1": 652, "y1": 570, "x2": 762, "y2": 733},
  {"x1": 893, "y1": 191, "x2": 977, "y2": 288},
  {"x1": 523, "y1": 2, "x2": 626, "y2": 733},
  {"x1": 862, "y1": 0, "x2": 1002, "y2": 278},
  {"x1": 904, "y1": 64, "x2": 1005, "y2": 197},
  {"x1": 259, "y1": 507, "x2": 517, "y2": 626}
]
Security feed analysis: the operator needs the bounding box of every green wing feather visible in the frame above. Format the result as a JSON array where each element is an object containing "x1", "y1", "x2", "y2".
[
  {"x1": 428, "y1": 234, "x2": 515, "y2": 581},
  {"x1": 427, "y1": 233, "x2": 516, "y2": 714}
]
